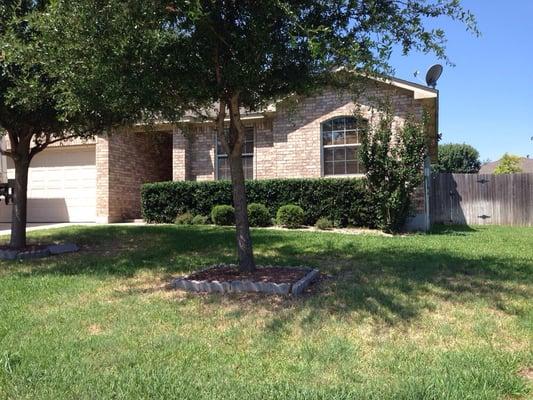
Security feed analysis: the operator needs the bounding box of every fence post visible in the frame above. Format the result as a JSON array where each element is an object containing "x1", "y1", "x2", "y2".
[{"x1": 423, "y1": 156, "x2": 431, "y2": 231}]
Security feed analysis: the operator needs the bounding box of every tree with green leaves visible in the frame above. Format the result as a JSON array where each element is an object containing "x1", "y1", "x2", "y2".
[
  {"x1": 434, "y1": 143, "x2": 481, "y2": 173},
  {"x1": 50, "y1": 0, "x2": 476, "y2": 270},
  {"x1": 0, "y1": 1, "x2": 176, "y2": 248},
  {"x1": 494, "y1": 153, "x2": 522, "y2": 174},
  {"x1": 0, "y1": 1, "x2": 92, "y2": 248}
]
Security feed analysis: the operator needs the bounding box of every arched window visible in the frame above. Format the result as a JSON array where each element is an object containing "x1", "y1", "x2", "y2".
[{"x1": 322, "y1": 116, "x2": 364, "y2": 176}]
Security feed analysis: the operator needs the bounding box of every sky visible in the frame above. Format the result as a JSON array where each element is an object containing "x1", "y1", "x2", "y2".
[{"x1": 389, "y1": 0, "x2": 533, "y2": 162}]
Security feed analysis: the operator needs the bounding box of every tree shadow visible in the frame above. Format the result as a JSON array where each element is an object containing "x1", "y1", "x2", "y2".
[{"x1": 1, "y1": 224, "x2": 531, "y2": 329}]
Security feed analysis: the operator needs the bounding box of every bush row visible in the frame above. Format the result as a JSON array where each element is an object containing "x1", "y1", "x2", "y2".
[{"x1": 141, "y1": 178, "x2": 377, "y2": 227}]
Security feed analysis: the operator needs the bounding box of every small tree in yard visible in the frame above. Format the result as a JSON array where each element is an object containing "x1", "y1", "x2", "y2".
[
  {"x1": 51, "y1": 0, "x2": 476, "y2": 271},
  {"x1": 0, "y1": 1, "x2": 176, "y2": 248},
  {"x1": 494, "y1": 153, "x2": 522, "y2": 174},
  {"x1": 0, "y1": 2, "x2": 93, "y2": 248},
  {"x1": 434, "y1": 143, "x2": 481, "y2": 173},
  {"x1": 360, "y1": 114, "x2": 427, "y2": 233}
]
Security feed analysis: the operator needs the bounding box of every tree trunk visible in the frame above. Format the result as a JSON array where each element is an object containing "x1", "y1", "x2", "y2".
[
  {"x1": 10, "y1": 157, "x2": 30, "y2": 249},
  {"x1": 228, "y1": 152, "x2": 256, "y2": 272}
]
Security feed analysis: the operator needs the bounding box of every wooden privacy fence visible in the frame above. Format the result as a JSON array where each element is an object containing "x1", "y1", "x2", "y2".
[{"x1": 430, "y1": 173, "x2": 533, "y2": 226}]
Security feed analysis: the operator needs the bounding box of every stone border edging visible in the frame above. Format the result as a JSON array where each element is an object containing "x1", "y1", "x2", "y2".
[
  {"x1": 291, "y1": 268, "x2": 320, "y2": 296},
  {"x1": 0, "y1": 243, "x2": 80, "y2": 260},
  {"x1": 173, "y1": 265, "x2": 320, "y2": 296}
]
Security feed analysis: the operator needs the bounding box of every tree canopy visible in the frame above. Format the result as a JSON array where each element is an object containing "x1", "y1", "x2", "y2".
[
  {"x1": 43, "y1": 0, "x2": 476, "y2": 267},
  {"x1": 434, "y1": 143, "x2": 481, "y2": 173},
  {"x1": 0, "y1": 1, "x2": 177, "y2": 247},
  {"x1": 0, "y1": 0, "x2": 479, "y2": 252}
]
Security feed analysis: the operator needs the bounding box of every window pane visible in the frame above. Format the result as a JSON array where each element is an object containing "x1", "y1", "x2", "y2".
[
  {"x1": 245, "y1": 127, "x2": 254, "y2": 141},
  {"x1": 243, "y1": 141, "x2": 253, "y2": 154},
  {"x1": 324, "y1": 162, "x2": 334, "y2": 175},
  {"x1": 331, "y1": 117, "x2": 345, "y2": 131},
  {"x1": 345, "y1": 117, "x2": 357, "y2": 130},
  {"x1": 244, "y1": 127, "x2": 254, "y2": 154},
  {"x1": 243, "y1": 156, "x2": 253, "y2": 180},
  {"x1": 333, "y1": 161, "x2": 346, "y2": 175},
  {"x1": 218, "y1": 156, "x2": 255, "y2": 180},
  {"x1": 217, "y1": 139, "x2": 227, "y2": 156},
  {"x1": 217, "y1": 157, "x2": 230, "y2": 180},
  {"x1": 324, "y1": 148, "x2": 334, "y2": 162},
  {"x1": 346, "y1": 161, "x2": 357, "y2": 174},
  {"x1": 345, "y1": 147, "x2": 357, "y2": 160},
  {"x1": 323, "y1": 130, "x2": 333, "y2": 146},
  {"x1": 332, "y1": 131, "x2": 344, "y2": 145},
  {"x1": 322, "y1": 117, "x2": 367, "y2": 176},
  {"x1": 333, "y1": 147, "x2": 346, "y2": 160},
  {"x1": 345, "y1": 130, "x2": 359, "y2": 144}
]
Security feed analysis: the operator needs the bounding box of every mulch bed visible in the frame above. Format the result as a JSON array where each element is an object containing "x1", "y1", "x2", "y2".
[{"x1": 188, "y1": 265, "x2": 309, "y2": 284}]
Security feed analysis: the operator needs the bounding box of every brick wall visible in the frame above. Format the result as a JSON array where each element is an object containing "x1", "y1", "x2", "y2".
[
  {"x1": 172, "y1": 82, "x2": 437, "y2": 182},
  {"x1": 173, "y1": 125, "x2": 216, "y2": 181},
  {"x1": 96, "y1": 131, "x2": 172, "y2": 222}
]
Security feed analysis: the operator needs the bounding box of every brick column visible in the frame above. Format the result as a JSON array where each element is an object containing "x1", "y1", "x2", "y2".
[
  {"x1": 95, "y1": 136, "x2": 114, "y2": 223},
  {"x1": 173, "y1": 129, "x2": 190, "y2": 181}
]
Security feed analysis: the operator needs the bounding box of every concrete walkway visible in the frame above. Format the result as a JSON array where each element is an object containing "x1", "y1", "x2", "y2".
[{"x1": 0, "y1": 222, "x2": 146, "y2": 236}]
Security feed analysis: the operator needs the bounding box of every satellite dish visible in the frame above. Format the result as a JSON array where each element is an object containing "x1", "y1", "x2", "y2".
[{"x1": 425, "y1": 64, "x2": 443, "y2": 88}]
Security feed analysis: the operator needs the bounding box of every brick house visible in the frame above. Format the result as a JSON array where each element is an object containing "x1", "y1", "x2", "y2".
[{"x1": 0, "y1": 77, "x2": 438, "y2": 224}]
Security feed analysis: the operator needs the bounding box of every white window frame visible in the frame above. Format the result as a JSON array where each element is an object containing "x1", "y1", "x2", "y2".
[
  {"x1": 320, "y1": 116, "x2": 364, "y2": 177},
  {"x1": 215, "y1": 126, "x2": 255, "y2": 180}
]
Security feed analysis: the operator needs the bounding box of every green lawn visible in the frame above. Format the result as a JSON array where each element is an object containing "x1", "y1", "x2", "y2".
[{"x1": 0, "y1": 224, "x2": 532, "y2": 399}]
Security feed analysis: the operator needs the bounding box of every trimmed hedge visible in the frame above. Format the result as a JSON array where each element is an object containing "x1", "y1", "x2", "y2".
[{"x1": 141, "y1": 178, "x2": 376, "y2": 227}]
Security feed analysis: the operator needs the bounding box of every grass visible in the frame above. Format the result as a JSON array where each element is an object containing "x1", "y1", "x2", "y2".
[{"x1": 0, "y1": 224, "x2": 532, "y2": 399}]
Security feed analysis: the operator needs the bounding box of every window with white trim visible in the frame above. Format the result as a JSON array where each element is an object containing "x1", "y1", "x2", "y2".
[
  {"x1": 216, "y1": 127, "x2": 254, "y2": 180},
  {"x1": 322, "y1": 116, "x2": 365, "y2": 176}
]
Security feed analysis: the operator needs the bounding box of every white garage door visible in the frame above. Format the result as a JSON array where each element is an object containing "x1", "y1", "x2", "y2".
[{"x1": 0, "y1": 145, "x2": 96, "y2": 223}]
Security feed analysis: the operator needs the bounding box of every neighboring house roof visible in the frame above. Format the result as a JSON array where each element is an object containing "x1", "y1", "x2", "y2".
[{"x1": 479, "y1": 157, "x2": 533, "y2": 174}]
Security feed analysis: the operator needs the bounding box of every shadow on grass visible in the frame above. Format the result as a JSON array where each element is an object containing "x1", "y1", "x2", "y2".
[
  {"x1": 1, "y1": 224, "x2": 531, "y2": 327},
  {"x1": 429, "y1": 224, "x2": 478, "y2": 235}
]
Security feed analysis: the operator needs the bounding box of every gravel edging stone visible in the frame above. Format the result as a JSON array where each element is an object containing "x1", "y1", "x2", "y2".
[
  {"x1": 173, "y1": 265, "x2": 319, "y2": 296},
  {"x1": 0, "y1": 243, "x2": 79, "y2": 260}
]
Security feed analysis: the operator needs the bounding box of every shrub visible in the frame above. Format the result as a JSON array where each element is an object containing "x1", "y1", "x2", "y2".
[
  {"x1": 276, "y1": 205, "x2": 305, "y2": 228},
  {"x1": 141, "y1": 178, "x2": 376, "y2": 227},
  {"x1": 247, "y1": 203, "x2": 271, "y2": 227},
  {"x1": 211, "y1": 205, "x2": 235, "y2": 226},
  {"x1": 175, "y1": 212, "x2": 193, "y2": 225},
  {"x1": 360, "y1": 114, "x2": 426, "y2": 233},
  {"x1": 191, "y1": 215, "x2": 209, "y2": 225},
  {"x1": 315, "y1": 217, "x2": 334, "y2": 230}
]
